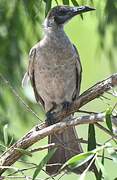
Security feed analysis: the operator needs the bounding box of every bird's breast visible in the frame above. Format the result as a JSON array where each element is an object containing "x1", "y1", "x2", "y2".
[
  {"x1": 33, "y1": 34, "x2": 77, "y2": 107},
  {"x1": 38, "y1": 31, "x2": 75, "y2": 65}
]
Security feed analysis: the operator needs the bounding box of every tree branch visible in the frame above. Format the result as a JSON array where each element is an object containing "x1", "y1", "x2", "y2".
[
  {"x1": 0, "y1": 113, "x2": 105, "y2": 175},
  {"x1": 51, "y1": 73, "x2": 117, "y2": 122},
  {"x1": 0, "y1": 73, "x2": 117, "y2": 175}
]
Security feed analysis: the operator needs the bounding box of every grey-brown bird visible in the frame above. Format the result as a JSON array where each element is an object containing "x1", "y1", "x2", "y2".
[{"x1": 22, "y1": 5, "x2": 95, "y2": 175}]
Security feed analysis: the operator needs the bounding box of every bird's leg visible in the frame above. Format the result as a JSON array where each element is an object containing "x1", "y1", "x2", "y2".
[
  {"x1": 46, "y1": 102, "x2": 57, "y2": 126},
  {"x1": 62, "y1": 101, "x2": 71, "y2": 111},
  {"x1": 46, "y1": 111, "x2": 56, "y2": 126}
]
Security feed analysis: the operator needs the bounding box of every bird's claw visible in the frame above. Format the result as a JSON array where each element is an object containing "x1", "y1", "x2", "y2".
[
  {"x1": 46, "y1": 111, "x2": 56, "y2": 126},
  {"x1": 46, "y1": 101, "x2": 71, "y2": 125}
]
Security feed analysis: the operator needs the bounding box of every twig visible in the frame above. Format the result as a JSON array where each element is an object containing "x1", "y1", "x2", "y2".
[
  {"x1": 0, "y1": 73, "x2": 42, "y2": 122},
  {"x1": 95, "y1": 123, "x2": 117, "y2": 139},
  {"x1": 1, "y1": 176, "x2": 42, "y2": 179},
  {"x1": 78, "y1": 110, "x2": 98, "y2": 114},
  {"x1": 30, "y1": 143, "x2": 56, "y2": 153},
  {"x1": 29, "y1": 139, "x2": 101, "y2": 153},
  {"x1": 8, "y1": 166, "x2": 37, "y2": 176},
  {"x1": 98, "y1": 155, "x2": 112, "y2": 161}
]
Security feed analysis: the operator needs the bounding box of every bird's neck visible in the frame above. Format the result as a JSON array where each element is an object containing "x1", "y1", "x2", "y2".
[
  {"x1": 42, "y1": 19, "x2": 73, "y2": 55},
  {"x1": 43, "y1": 25, "x2": 71, "y2": 44},
  {"x1": 44, "y1": 25, "x2": 64, "y2": 35},
  {"x1": 43, "y1": 18, "x2": 66, "y2": 36},
  {"x1": 42, "y1": 25, "x2": 74, "y2": 61}
]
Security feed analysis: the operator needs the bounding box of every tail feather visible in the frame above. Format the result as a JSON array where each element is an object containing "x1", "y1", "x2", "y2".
[
  {"x1": 63, "y1": 127, "x2": 83, "y2": 160},
  {"x1": 46, "y1": 122, "x2": 87, "y2": 175},
  {"x1": 46, "y1": 133, "x2": 66, "y2": 174}
]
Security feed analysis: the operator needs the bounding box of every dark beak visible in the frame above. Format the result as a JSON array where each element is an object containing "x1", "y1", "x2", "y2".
[{"x1": 72, "y1": 6, "x2": 95, "y2": 16}]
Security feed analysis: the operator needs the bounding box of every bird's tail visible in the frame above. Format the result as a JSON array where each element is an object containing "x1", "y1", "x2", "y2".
[{"x1": 46, "y1": 117, "x2": 87, "y2": 175}]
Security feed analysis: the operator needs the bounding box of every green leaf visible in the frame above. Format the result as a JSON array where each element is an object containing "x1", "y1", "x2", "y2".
[
  {"x1": 71, "y1": 0, "x2": 83, "y2": 20},
  {"x1": 33, "y1": 148, "x2": 57, "y2": 180},
  {"x1": 61, "y1": 144, "x2": 108, "y2": 172},
  {"x1": 98, "y1": 148, "x2": 105, "y2": 180},
  {"x1": 45, "y1": 0, "x2": 52, "y2": 17},
  {"x1": 62, "y1": 0, "x2": 69, "y2": 5},
  {"x1": 61, "y1": 151, "x2": 95, "y2": 171},
  {"x1": 23, "y1": 0, "x2": 41, "y2": 20},
  {"x1": 88, "y1": 124, "x2": 96, "y2": 151},
  {"x1": 15, "y1": 148, "x2": 32, "y2": 157},
  {"x1": 71, "y1": 0, "x2": 79, "y2": 6},
  {"x1": 3, "y1": 124, "x2": 8, "y2": 147},
  {"x1": 105, "y1": 107, "x2": 113, "y2": 132},
  {"x1": 96, "y1": 157, "x2": 109, "y2": 180}
]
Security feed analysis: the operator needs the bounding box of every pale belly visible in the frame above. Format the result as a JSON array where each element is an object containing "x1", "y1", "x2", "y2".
[{"x1": 34, "y1": 60, "x2": 76, "y2": 107}]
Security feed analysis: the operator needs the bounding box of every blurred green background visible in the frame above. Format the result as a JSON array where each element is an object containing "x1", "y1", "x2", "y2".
[{"x1": 0, "y1": 0, "x2": 116, "y2": 179}]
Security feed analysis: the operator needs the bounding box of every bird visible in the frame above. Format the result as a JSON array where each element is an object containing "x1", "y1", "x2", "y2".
[{"x1": 22, "y1": 5, "x2": 95, "y2": 175}]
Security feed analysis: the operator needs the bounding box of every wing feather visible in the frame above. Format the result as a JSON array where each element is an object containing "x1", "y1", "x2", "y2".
[
  {"x1": 25, "y1": 48, "x2": 45, "y2": 107},
  {"x1": 72, "y1": 44, "x2": 82, "y2": 100}
]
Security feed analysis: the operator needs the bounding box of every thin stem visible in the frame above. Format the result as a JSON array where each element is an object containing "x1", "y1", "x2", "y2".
[
  {"x1": 0, "y1": 73, "x2": 43, "y2": 122},
  {"x1": 95, "y1": 123, "x2": 117, "y2": 139}
]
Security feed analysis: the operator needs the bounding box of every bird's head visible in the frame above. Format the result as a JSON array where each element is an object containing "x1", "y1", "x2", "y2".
[{"x1": 44, "y1": 5, "x2": 95, "y2": 29}]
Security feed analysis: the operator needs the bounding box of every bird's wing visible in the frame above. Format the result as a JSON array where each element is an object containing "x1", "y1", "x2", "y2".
[
  {"x1": 72, "y1": 44, "x2": 82, "y2": 100},
  {"x1": 22, "y1": 71, "x2": 30, "y2": 87},
  {"x1": 24, "y1": 47, "x2": 45, "y2": 107}
]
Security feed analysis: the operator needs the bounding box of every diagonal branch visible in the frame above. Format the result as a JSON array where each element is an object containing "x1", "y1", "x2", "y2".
[
  {"x1": 0, "y1": 73, "x2": 117, "y2": 175},
  {"x1": 52, "y1": 73, "x2": 117, "y2": 122}
]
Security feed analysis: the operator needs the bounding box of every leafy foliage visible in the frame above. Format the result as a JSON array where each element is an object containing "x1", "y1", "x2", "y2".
[
  {"x1": 88, "y1": 124, "x2": 96, "y2": 151},
  {"x1": 0, "y1": 0, "x2": 43, "y2": 145},
  {"x1": 3, "y1": 124, "x2": 8, "y2": 147},
  {"x1": 105, "y1": 107, "x2": 113, "y2": 132},
  {"x1": 62, "y1": 0, "x2": 70, "y2": 5},
  {"x1": 32, "y1": 148, "x2": 57, "y2": 180},
  {"x1": 61, "y1": 144, "x2": 110, "y2": 174},
  {"x1": 45, "y1": 0, "x2": 52, "y2": 17},
  {"x1": 97, "y1": 0, "x2": 117, "y2": 71},
  {"x1": 98, "y1": 149, "x2": 105, "y2": 180},
  {"x1": 61, "y1": 151, "x2": 94, "y2": 171}
]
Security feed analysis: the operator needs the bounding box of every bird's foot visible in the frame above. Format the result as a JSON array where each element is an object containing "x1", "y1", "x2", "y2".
[
  {"x1": 46, "y1": 102, "x2": 57, "y2": 126},
  {"x1": 46, "y1": 111, "x2": 56, "y2": 126},
  {"x1": 46, "y1": 101, "x2": 71, "y2": 125}
]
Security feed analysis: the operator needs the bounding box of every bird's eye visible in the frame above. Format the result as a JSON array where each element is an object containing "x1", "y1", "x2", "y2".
[{"x1": 58, "y1": 9, "x2": 68, "y2": 16}]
